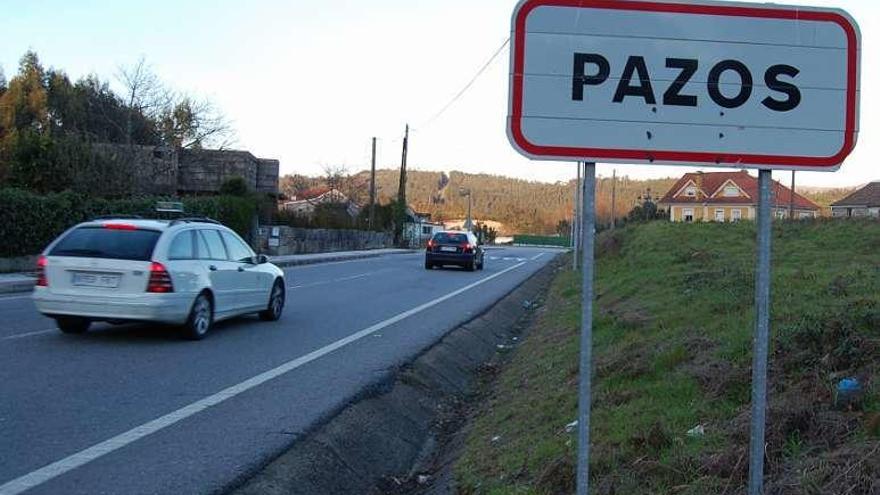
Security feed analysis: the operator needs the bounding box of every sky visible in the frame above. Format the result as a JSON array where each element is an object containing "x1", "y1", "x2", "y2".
[{"x1": 3, "y1": 0, "x2": 877, "y2": 187}]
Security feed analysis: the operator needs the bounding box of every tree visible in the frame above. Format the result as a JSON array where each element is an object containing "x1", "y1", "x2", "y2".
[{"x1": 118, "y1": 57, "x2": 233, "y2": 149}]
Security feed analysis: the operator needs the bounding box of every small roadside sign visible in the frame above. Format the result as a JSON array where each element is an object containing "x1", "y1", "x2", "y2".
[{"x1": 507, "y1": 0, "x2": 861, "y2": 170}]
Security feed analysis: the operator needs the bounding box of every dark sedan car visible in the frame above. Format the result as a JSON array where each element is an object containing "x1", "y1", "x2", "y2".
[{"x1": 424, "y1": 231, "x2": 485, "y2": 271}]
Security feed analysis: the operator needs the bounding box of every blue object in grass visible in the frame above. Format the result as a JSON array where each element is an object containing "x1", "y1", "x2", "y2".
[{"x1": 835, "y1": 378, "x2": 862, "y2": 409}]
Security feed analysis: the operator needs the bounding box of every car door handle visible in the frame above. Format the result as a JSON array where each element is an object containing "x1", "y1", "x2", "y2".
[{"x1": 209, "y1": 265, "x2": 218, "y2": 271}]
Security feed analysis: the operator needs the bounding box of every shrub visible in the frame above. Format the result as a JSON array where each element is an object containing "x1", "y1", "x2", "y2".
[{"x1": 0, "y1": 188, "x2": 259, "y2": 257}]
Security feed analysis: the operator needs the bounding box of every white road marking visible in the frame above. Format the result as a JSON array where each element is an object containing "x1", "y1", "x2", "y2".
[
  {"x1": 531, "y1": 252, "x2": 546, "y2": 260},
  {"x1": 1, "y1": 329, "x2": 54, "y2": 341},
  {"x1": 0, "y1": 294, "x2": 33, "y2": 302},
  {"x1": 0, "y1": 261, "x2": 528, "y2": 495},
  {"x1": 286, "y1": 253, "x2": 419, "y2": 270},
  {"x1": 289, "y1": 270, "x2": 383, "y2": 290}
]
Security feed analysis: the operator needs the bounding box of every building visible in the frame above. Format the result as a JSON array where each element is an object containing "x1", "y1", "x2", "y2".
[
  {"x1": 658, "y1": 171, "x2": 819, "y2": 222},
  {"x1": 404, "y1": 208, "x2": 445, "y2": 246},
  {"x1": 830, "y1": 182, "x2": 880, "y2": 218},
  {"x1": 280, "y1": 188, "x2": 360, "y2": 219},
  {"x1": 94, "y1": 144, "x2": 279, "y2": 196}
]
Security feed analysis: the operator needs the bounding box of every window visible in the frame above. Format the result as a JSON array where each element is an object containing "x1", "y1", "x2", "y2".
[
  {"x1": 422, "y1": 226, "x2": 432, "y2": 235},
  {"x1": 683, "y1": 209, "x2": 694, "y2": 223},
  {"x1": 168, "y1": 231, "x2": 195, "y2": 260},
  {"x1": 715, "y1": 209, "x2": 725, "y2": 222},
  {"x1": 775, "y1": 210, "x2": 786, "y2": 220},
  {"x1": 198, "y1": 230, "x2": 228, "y2": 260},
  {"x1": 220, "y1": 231, "x2": 254, "y2": 262},
  {"x1": 50, "y1": 227, "x2": 160, "y2": 261},
  {"x1": 685, "y1": 186, "x2": 696, "y2": 197},
  {"x1": 723, "y1": 185, "x2": 740, "y2": 197},
  {"x1": 731, "y1": 209, "x2": 742, "y2": 221},
  {"x1": 433, "y1": 232, "x2": 468, "y2": 244}
]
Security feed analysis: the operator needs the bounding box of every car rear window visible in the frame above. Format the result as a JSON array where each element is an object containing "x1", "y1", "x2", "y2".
[
  {"x1": 49, "y1": 226, "x2": 161, "y2": 261},
  {"x1": 433, "y1": 233, "x2": 468, "y2": 244}
]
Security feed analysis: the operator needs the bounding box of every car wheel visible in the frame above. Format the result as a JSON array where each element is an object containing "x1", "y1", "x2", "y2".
[
  {"x1": 183, "y1": 293, "x2": 213, "y2": 340},
  {"x1": 479, "y1": 256, "x2": 485, "y2": 270},
  {"x1": 466, "y1": 259, "x2": 476, "y2": 272},
  {"x1": 56, "y1": 317, "x2": 90, "y2": 334},
  {"x1": 424, "y1": 260, "x2": 433, "y2": 270},
  {"x1": 259, "y1": 280, "x2": 285, "y2": 321}
]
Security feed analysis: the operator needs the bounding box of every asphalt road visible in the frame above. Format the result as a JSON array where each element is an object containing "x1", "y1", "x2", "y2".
[{"x1": 0, "y1": 246, "x2": 559, "y2": 495}]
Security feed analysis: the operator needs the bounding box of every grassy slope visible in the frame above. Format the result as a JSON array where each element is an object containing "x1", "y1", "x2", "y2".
[{"x1": 455, "y1": 220, "x2": 880, "y2": 494}]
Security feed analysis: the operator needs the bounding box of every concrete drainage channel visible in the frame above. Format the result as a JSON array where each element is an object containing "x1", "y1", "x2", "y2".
[{"x1": 228, "y1": 255, "x2": 565, "y2": 495}]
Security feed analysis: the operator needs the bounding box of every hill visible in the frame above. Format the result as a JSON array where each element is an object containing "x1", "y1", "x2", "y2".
[
  {"x1": 283, "y1": 169, "x2": 678, "y2": 235},
  {"x1": 280, "y1": 169, "x2": 856, "y2": 234},
  {"x1": 456, "y1": 220, "x2": 880, "y2": 494}
]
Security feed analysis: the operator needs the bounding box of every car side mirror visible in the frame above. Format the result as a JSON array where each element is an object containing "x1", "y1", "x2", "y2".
[{"x1": 255, "y1": 254, "x2": 269, "y2": 265}]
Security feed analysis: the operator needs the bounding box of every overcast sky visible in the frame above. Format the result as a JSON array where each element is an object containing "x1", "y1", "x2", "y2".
[{"x1": 4, "y1": 0, "x2": 876, "y2": 187}]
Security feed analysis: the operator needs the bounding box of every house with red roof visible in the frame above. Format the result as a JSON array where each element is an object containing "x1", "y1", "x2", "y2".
[{"x1": 658, "y1": 171, "x2": 820, "y2": 222}]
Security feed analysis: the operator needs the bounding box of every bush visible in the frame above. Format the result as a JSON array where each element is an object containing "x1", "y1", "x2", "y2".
[{"x1": 0, "y1": 188, "x2": 259, "y2": 257}]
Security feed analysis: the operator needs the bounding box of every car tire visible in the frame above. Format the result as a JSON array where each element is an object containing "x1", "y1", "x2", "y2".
[
  {"x1": 259, "y1": 279, "x2": 285, "y2": 322},
  {"x1": 424, "y1": 260, "x2": 433, "y2": 270},
  {"x1": 183, "y1": 293, "x2": 213, "y2": 340},
  {"x1": 466, "y1": 259, "x2": 476, "y2": 272},
  {"x1": 56, "y1": 317, "x2": 90, "y2": 334},
  {"x1": 479, "y1": 256, "x2": 485, "y2": 270}
]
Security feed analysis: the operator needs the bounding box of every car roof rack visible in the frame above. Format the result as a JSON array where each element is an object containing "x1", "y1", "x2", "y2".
[
  {"x1": 169, "y1": 217, "x2": 222, "y2": 226},
  {"x1": 91, "y1": 214, "x2": 144, "y2": 221}
]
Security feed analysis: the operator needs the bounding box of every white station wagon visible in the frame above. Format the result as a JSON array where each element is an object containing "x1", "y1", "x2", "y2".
[{"x1": 32, "y1": 217, "x2": 286, "y2": 340}]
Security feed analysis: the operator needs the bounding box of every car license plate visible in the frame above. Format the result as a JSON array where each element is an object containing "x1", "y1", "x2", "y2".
[
  {"x1": 72, "y1": 272, "x2": 120, "y2": 288},
  {"x1": 440, "y1": 246, "x2": 458, "y2": 252}
]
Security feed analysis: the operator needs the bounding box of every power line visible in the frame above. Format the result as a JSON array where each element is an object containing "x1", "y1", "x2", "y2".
[{"x1": 415, "y1": 37, "x2": 510, "y2": 132}]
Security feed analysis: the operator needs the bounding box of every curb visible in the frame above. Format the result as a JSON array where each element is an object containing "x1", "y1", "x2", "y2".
[{"x1": 0, "y1": 250, "x2": 419, "y2": 295}]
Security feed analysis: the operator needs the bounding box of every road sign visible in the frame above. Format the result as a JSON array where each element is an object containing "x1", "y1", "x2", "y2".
[{"x1": 507, "y1": 0, "x2": 861, "y2": 170}]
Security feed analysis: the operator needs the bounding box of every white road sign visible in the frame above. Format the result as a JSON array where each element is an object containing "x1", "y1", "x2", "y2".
[{"x1": 507, "y1": 0, "x2": 861, "y2": 170}]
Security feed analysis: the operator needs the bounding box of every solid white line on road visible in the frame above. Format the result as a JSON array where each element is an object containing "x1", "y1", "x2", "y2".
[
  {"x1": 531, "y1": 252, "x2": 546, "y2": 260},
  {"x1": 0, "y1": 261, "x2": 528, "y2": 495},
  {"x1": 0, "y1": 329, "x2": 54, "y2": 341}
]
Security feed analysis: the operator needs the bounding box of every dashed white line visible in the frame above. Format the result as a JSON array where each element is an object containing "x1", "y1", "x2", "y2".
[
  {"x1": 0, "y1": 261, "x2": 527, "y2": 495},
  {"x1": 1, "y1": 329, "x2": 54, "y2": 341},
  {"x1": 531, "y1": 252, "x2": 547, "y2": 260},
  {"x1": 289, "y1": 270, "x2": 383, "y2": 290}
]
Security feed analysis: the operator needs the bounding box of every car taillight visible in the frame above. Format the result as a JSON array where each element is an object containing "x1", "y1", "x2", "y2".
[
  {"x1": 426, "y1": 239, "x2": 435, "y2": 250},
  {"x1": 147, "y1": 262, "x2": 174, "y2": 293},
  {"x1": 103, "y1": 223, "x2": 138, "y2": 230},
  {"x1": 36, "y1": 255, "x2": 48, "y2": 287},
  {"x1": 461, "y1": 243, "x2": 474, "y2": 253}
]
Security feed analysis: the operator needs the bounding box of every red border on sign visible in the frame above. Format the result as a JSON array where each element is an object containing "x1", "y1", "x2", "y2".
[{"x1": 509, "y1": 0, "x2": 860, "y2": 168}]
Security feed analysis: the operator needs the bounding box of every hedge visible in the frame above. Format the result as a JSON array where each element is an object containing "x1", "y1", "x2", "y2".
[
  {"x1": 0, "y1": 188, "x2": 258, "y2": 258},
  {"x1": 512, "y1": 234, "x2": 571, "y2": 247}
]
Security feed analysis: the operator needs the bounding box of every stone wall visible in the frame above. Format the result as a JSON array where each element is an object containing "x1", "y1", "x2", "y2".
[
  {"x1": 258, "y1": 226, "x2": 393, "y2": 256},
  {"x1": 92, "y1": 144, "x2": 279, "y2": 196},
  {"x1": 178, "y1": 149, "x2": 260, "y2": 194}
]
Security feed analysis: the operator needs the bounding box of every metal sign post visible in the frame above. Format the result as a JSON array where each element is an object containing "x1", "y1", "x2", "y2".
[
  {"x1": 505, "y1": 2, "x2": 861, "y2": 493},
  {"x1": 748, "y1": 169, "x2": 773, "y2": 494},
  {"x1": 576, "y1": 162, "x2": 596, "y2": 495}
]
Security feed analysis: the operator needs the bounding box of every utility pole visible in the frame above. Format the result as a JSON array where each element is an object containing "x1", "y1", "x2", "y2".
[
  {"x1": 394, "y1": 125, "x2": 409, "y2": 247},
  {"x1": 466, "y1": 191, "x2": 472, "y2": 231},
  {"x1": 369, "y1": 137, "x2": 377, "y2": 230},
  {"x1": 573, "y1": 161, "x2": 581, "y2": 270},
  {"x1": 789, "y1": 170, "x2": 795, "y2": 220},
  {"x1": 610, "y1": 169, "x2": 617, "y2": 230}
]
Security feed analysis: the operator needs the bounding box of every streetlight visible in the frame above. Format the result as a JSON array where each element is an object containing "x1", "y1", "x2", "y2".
[{"x1": 459, "y1": 187, "x2": 472, "y2": 232}]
